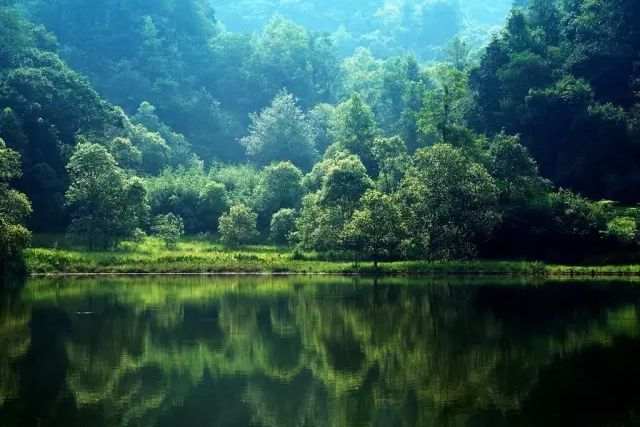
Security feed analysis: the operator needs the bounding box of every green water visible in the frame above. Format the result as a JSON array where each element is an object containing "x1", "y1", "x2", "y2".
[{"x1": 1, "y1": 276, "x2": 640, "y2": 426}]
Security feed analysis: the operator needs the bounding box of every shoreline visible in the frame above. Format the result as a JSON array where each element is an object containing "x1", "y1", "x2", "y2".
[
  {"x1": 20, "y1": 242, "x2": 640, "y2": 278},
  {"x1": 24, "y1": 266, "x2": 640, "y2": 278}
]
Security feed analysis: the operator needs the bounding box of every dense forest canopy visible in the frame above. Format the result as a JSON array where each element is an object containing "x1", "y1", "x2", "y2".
[{"x1": 1, "y1": 0, "x2": 640, "y2": 270}]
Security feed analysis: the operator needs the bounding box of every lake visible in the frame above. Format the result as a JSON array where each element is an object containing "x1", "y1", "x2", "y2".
[{"x1": 1, "y1": 276, "x2": 640, "y2": 426}]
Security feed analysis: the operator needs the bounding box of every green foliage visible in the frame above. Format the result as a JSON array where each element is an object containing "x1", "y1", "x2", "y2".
[
  {"x1": 343, "y1": 190, "x2": 406, "y2": 264},
  {"x1": 65, "y1": 142, "x2": 149, "y2": 250},
  {"x1": 146, "y1": 165, "x2": 229, "y2": 234},
  {"x1": 0, "y1": 138, "x2": 31, "y2": 270},
  {"x1": 218, "y1": 204, "x2": 259, "y2": 247},
  {"x1": 606, "y1": 217, "x2": 637, "y2": 243},
  {"x1": 320, "y1": 155, "x2": 373, "y2": 208},
  {"x1": 294, "y1": 192, "x2": 348, "y2": 252},
  {"x1": 1, "y1": 0, "x2": 637, "y2": 265},
  {"x1": 209, "y1": 163, "x2": 260, "y2": 207},
  {"x1": 269, "y1": 208, "x2": 297, "y2": 244},
  {"x1": 332, "y1": 93, "x2": 380, "y2": 175},
  {"x1": 254, "y1": 162, "x2": 304, "y2": 227},
  {"x1": 372, "y1": 135, "x2": 410, "y2": 193},
  {"x1": 547, "y1": 189, "x2": 606, "y2": 239},
  {"x1": 152, "y1": 214, "x2": 185, "y2": 249},
  {"x1": 418, "y1": 64, "x2": 472, "y2": 144},
  {"x1": 397, "y1": 143, "x2": 500, "y2": 259},
  {"x1": 307, "y1": 103, "x2": 336, "y2": 155},
  {"x1": 470, "y1": 0, "x2": 640, "y2": 202},
  {"x1": 241, "y1": 91, "x2": 317, "y2": 170}
]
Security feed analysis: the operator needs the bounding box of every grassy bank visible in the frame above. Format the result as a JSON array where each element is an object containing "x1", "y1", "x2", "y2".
[{"x1": 18, "y1": 235, "x2": 640, "y2": 277}]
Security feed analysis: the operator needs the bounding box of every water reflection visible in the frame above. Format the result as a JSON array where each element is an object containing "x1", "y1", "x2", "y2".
[{"x1": 0, "y1": 276, "x2": 639, "y2": 426}]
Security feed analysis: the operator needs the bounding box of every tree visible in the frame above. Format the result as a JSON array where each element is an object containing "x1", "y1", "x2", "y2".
[
  {"x1": 418, "y1": 64, "x2": 472, "y2": 144},
  {"x1": 241, "y1": 91, "x2": 317, "y2": 170},
  {"x1": 372, "y1": 135, "x2": 409, "y2": 193},
  {"x1": 293, "y1": 192, "x2": 348, "y2": 252},
  {"x1": 343, "y1": 190, "x2": 406, "y2": 267},
  {"x1": 152, "y1": 213, "x2": 185, "y2": 249},
  {"x1": 146, "y1": 164, "x2": 229, "y2": 234},
  {"x1": 253, "y1": 162, "x2": 304, "y2": 228},
  {"x1": 307, "y1": 104, "x2": 335, "y2": 155},
  {"x1": 397, "y1": 144, "x2": 500, "y2": 259},
  {"x1": 332, "y1": 93, "x2": 380, "y2": 175},
  {"x1": 295, "y1": 155, "x2": 373, "y2": 252},
  {"x1": 65, "y1": 142, "x2": 149, "y2": 250},
  {"x1": 269, "y1": 208, "x2": 296, "y2": 244},
  {"x1": 0, "y1": 138, "x2": 31, "y2": 272},
  {"x1": 218, "y1": 204, "x2": 258, "y2": 247},
  {"x1": 320, "y1": 155, "x2": 373, "y2": 210}
]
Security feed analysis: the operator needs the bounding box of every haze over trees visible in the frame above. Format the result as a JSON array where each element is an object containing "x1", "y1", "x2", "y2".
[{"x1": 1, "y1": 0, "x2": 639, "y2": 270}]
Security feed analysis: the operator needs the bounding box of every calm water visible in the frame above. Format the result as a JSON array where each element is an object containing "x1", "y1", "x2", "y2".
[{"x1": 1, "y1": 276, "x2": 640, "y2": 427}]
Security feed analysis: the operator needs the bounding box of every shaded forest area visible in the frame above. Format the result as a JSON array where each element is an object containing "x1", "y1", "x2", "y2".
[{"x1": 1, "y1": 0, "x2": 640, "y2": 271}]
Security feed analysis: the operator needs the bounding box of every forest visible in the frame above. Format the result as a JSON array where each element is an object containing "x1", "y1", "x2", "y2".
[{"x1": 1, "y1": 0, "x2": 640, "y2": 273}]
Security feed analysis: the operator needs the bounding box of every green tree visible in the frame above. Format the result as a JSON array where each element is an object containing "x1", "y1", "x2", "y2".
[
  {"x1": 343, "y1": 190, "x2": 406, "y2": 267},
  {"x1": 0, "y1": 138, "x2": 31, "y2": 272},
  {"x1": 253, "y1": 162, "x2": 304, "y2": 227},
  {"x1": 146, "y1": 164, "x2": 229, "y2": 234},
  {"x1": 320, "y1": 155, "x2": 373, "y2": 210},
  {"x1": 307, "y1": 103, "x2": 335, "y2": 155},
  {"x1": 295, "y1": 155, "x2": 373, "y2": 252},
  {"x1": 241, "y1": 91, "x2": 317, "y2": 170},
  {"x1": 418, "y1": 65, "x2": 472, "y2": 144},
  {"x1": 332, "y1": 93, "x2": 380, "y2": 175},
  {"x1": 218, "y1": 204, "x2": 258, "y2": 247},
  {"x1": 65, "y1": 142, "x2": 149, "y2": 250},
  {"x1": 152, "y1": 213, "x2": 185, "y2": 249},
  {"x1": 269, "y1": 208, "x2": 296, "y2": 244},
  {"x1": 397, "y1": 144, "x2": 500, "y2": 259},
  {"x1": 293, "y1": 192, "x2": 348, "y2": 252},
  {"x1": 372, "y1": 135, "x2": 409, "y2": 193}
]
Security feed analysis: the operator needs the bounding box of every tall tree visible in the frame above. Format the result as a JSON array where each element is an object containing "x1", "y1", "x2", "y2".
[
  {"x1": 241, "y1": 91, "x2": 317, "y2": 170},
  {"x1": 0, "y1": 138, "x2": 31, "y2": 272},
  {"x1": 65, "y1": 142, "x2": 149, "y2": 250},
  {"x1": 332, "y1": 93, "x2": 380, "y2": 175}
]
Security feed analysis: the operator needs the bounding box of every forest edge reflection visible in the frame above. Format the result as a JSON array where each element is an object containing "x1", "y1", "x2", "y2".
[{"x1": 1, "y1": 276, "x2": 640, "y2": 426}]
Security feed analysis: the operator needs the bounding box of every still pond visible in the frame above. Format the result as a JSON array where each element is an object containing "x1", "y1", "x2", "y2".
[{"x1": 1, "y1": 276, "x2": 640, "y2": 426}]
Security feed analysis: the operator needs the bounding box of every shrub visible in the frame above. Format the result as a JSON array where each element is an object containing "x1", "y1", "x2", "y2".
[{"x1": 606, "y1": 217, "x2": 637, "y2": 242}]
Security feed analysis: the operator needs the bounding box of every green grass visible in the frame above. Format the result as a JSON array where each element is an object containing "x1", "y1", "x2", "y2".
[{"x1": 21, "y1": 234, "x2": 640, "y2": 277}]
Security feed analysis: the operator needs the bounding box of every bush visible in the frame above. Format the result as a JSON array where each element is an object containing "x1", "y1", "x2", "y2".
[
  {"x1": 218, "y1": 204, "x2": 258, "y2": 247},
  {"x1": 152, "y1": 214, "x2": 185, "y2": 249},
  {"x1": 269, "y1": 208, "x2": 297, "y2": 244},
  {"x1": 606, "y1": 217, "x2": 637, "y2": 242}
]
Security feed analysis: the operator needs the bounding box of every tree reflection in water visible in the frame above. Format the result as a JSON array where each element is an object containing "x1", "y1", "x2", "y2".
[{"x1": 0, "y1": 276, "x2": 639, "y2": 426}]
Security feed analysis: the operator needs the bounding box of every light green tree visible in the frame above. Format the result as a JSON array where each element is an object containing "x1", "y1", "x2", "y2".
[
  {"x1": 218, "y1": 204, "x2": 258, "y2": 247},
  {"x1": 295, "y1": 155, "x2": 373, "y2": 251},
  {"x1": 269, "y1": 208, "x2": 297, "y2": 244},
  {"x1": 0, "y1": 138, "x2": 31, "y2": 272},
  {"x1": 152, "y1": 213, "x2": 185, "y2": 249},
  {"x1": 241, "y1": 91, "x2": 317, "y2": 170},
  {"x1": 418, "y1": 64, "x2": 472, "y2": 144},
  {"x1": 320, "y1": 155, "x2": 373, "y2": 209},
  {"x1": 253, "y1": 162, "x2": 304, "y2": 226},
  {"x1": 343, "y1": 190, "x2": 407, "y2": 267},
  {"x1": 65, "y1": 142, "x2": 149, "y2": 250}
]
